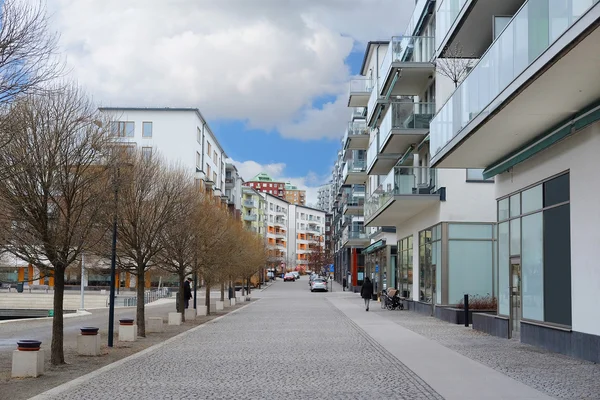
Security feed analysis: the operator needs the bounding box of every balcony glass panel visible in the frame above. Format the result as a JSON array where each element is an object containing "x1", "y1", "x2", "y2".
[
  {"x1": 348, "y1": 229, "x2": 369, "y2": 240},
  {"x1": 436, "y1": 0, "x2": 469, "y2": 50},
  {"x1": 343, "y1": 159, "x2": 367, "y2": 178},
  {"x1": 349, "y1": 78, "x2": 374, "y2": 93},
  {"x1": 365, "y1": 166, "x2": 439, "y2": 220},
  {"x1": 367, "y1": 135, "x2": 379, "y2": 170},
  {"x1": 378, "y1": 36, "x2": 436, "y2": 82},
  {"x1": 379, "y1": 102, "x2": 436, "y2": 151},
  {"x1": 431, "y1": 0, "x2": 599, "y2": 158}
]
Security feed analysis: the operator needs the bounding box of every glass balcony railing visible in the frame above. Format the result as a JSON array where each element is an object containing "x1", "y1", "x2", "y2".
[
  {"x1": 243, "y1": 213, "x2": 257, "y2": 221},
  {"x1": 349, "y1": 78, "x2": 374, "y2": 94},
  {"x1": 431, "y1": 0, "x2": 599, "y2": 159},
  {"x1": 344, "y1": 195, "x2": 365, "y2": 208},
  {"x1": 352, "y1": 107, "x2": 367, "y2": 120},
  {"x1": 378, "y1": 36, "x2": 435, "y2": 82},
  {"x1": 343, "y1": 120, "x2": 369, "y2": 145},
  {"x1": 348, "y1": 230, "x2": 369, "y2": 240},
  {"x1": 406, "y1": 0, "x2": 432, "y2": 37},
  {"x1": 343, "y1": 159, "x2": 366, "y2": 178},
  {"x1": 435, "y1": 0, "x2": 468, "y2": 50},
  {"x1": 366, "y1": 135, "x2": 379, "y2": 170},
  {"x1": 379, "y1": 101, "x2": 435, "y2": 151},
  {"x1": 243, "y1": 199, "x2": 256, "y2": 208},
  {"x1": 365, "y1": 166, "x2": 439, "y2": 220}
]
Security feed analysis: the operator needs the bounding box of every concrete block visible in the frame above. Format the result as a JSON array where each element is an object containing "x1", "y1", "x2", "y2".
[
  {"x1": 231, "y1": 298, "x2": 236, "y2": 306},
  {"x1": 223, "y1": 299, "x2": 231, "y2": 308},
  {"x1": 196, "y1": 306, "x2": 207, "y2": 316},
  {"x1": 147, "y1": 317, "x2": 164, "y2": 333},
  {"x1": 168, "y1": 312, "x2": 182, "y2": 326},
  {"x1": 184, "y1": 309, "x2": 196, "y2": 321},
  {"x1": 12, "y1": 350, "x2": 44, "y2": 378},
  {"x1": 216, "y1": 301, "x2": 224, "y2": 311},
  {"x1": 77, "y1": 334, "x2": 102, "y2": 356},
  {"x1": 209, "y1": 303, "x2": 216, "y2": 313},
  {"x1": 119, "y1": 324, "x2": 137, "y2": 342}
]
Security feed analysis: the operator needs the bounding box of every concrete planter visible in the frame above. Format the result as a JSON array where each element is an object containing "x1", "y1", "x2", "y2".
[
  {"x1": 215, "y1": 301, "x2": 224, "y2": 311},
  {"x1": 12, "y1": 341, "x2": 44, "y2": 378},
  {"x1": 472, "y1": 312, "x2": 509, "y2": 339},
  {"x1": 77, "y1": 333, "x2": 102, "y2": 356},
  {"x1": 196, "y1": 306, "x2": 207, "y2": 316},
  {"x1": 435, "y1": 306, "x2": 496, "y2": 325},
  {"x1": 184, "y1": 309, "x2": 196, "y2": 321},
  {"x1": 147, "y1": 317, "x2": 164, "y2": 333},
  {"x1": 223, "y1": 299, "x2": 231, "y2": 308},
  {"x1": 118, "y1": 324, "x2": 137, "y2": 341},
  {"x1": 209, "y1": 303, "x2": 217, "y2": 313},
  {"x1": 168, "y1": 312, "x2": 182, "y2": 326},
  {"x1": 413, "y1": 301, "x2": 434, "y2": 316}
]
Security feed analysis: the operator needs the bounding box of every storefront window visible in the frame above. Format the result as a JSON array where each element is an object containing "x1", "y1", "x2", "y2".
[
  {"x1": 398, "y1": 236, "x2": 413, "y2": 298},
  {"x1": 419, "y1": 226, "x2": 439, "y2": 303}
]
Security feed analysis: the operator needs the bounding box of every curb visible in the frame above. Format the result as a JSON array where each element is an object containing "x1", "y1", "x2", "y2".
[
  {"x1": 0, "y1": 310, "x2": 92, "y2": 325},
  {"x1": 28, "y1": 301, "x2": 257, "y2": 400}
]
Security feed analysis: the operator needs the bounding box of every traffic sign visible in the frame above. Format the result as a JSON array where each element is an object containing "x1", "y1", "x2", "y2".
[{"x1": 375, "y1": 264, "x2": 379, "y2": 273}]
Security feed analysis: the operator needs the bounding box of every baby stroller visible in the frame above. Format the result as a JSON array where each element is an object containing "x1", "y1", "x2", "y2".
[{"x1": 382, "y1": 288, "x2": 403, "y2": 310}]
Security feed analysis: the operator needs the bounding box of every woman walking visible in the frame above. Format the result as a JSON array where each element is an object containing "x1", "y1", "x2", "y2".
[{"x1": 361, "y1": 277, "x2": 374, "y2": 311}]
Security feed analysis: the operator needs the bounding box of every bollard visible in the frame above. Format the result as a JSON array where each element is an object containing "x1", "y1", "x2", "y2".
[
  {"x1": 12, "y1": 340, "x2": 44, "y2": 378},
  {"x1": 464, "y1": 294, "x2": 469, "y2": 327},
  {"x1": 78, "y1": 327, "x2": 101, "y2": 356},
  {"x1": 118, "y1": 318, "x2": 137, "y2": 341}
]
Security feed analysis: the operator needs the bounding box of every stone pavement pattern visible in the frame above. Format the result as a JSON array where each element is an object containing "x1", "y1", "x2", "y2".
[{"x1": 35, "y1": 281, "x2": 442, "y2": 399}]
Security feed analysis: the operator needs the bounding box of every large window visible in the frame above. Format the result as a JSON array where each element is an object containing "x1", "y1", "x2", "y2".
[
  {"x1": 142, "y1": 121, "x2": 152, "y2": 138},
  {"x1": 398, "y1": 236, "x2": 413, "y2": 298},
  {"x1": 497, "y1": 172, "x2": 571, "y2": 326},
  {"x1": 419, "y1": 225, "x2": 440, "y2": 303},
  {"x1": 110, "y1": 121, "x2": 134, "y2": 137}
]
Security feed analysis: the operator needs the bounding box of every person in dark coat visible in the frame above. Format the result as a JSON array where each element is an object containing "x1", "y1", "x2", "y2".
[
  {"x1": 183, "y1": 278, "x2": 193, "y2": 309},
  {"x1": 360, "y1": 277, "x2": 374, "y2": 311},
  {"x1": 342, "y1": 277, "x2": 347, "y2": 291}
]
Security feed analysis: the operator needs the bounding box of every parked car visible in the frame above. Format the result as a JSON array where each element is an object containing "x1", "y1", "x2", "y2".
[
  {"x1": 310, "y1": 278, "x2": 328, "y2": 292},
  {"x1": 283, "y1": 273, "x2": 296, "y2": 282},
  {"x1": 291, "y1": 271, "x2": 300, "y2": 280}
]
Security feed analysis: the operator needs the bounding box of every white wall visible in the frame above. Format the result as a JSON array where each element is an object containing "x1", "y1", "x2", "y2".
[
  {"x1": 438, "y1": 169, "x2": 496, "y2": 222},
  {"x1": 495, "y1": 121, "x2": 600, "y2": 336}
]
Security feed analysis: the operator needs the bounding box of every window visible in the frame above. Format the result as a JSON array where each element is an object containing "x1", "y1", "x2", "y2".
[
  {"x1": 142, "y1": 147, "x2": 152, "y2": 160},
  {"x1": 213, "y1": 172, "x2": 217, "y2": 184},
  {"x1": 207, "y1": 141, "x2": 211, "y2": 155},
  {"x1": 213, "y1": 150, "x2": 218, "y2": 164},
  {"x1": 206, "y1": 163, "x2": 211, "y2": 178},
  {"x1": 197, "y1": 127, "x2": 202, "y2": 144},
  {"x1": 142, "y1": 122, "x2": 152, "y2": 138},
  {"x1": 466, "y1": 168, "x2": 494, "y2": 182},
  {"x1": 196, "y1": 152, "x2": 201, "y2": 169},
  {"x1": 110, "y1": 121, "x2": 135, "y2": 137},
  {"x1": 398, "y1": 236, "x2": 413, "y2": 297}
]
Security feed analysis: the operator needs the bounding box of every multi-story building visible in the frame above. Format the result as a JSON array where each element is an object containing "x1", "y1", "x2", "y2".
[
  {"x1": 225, "y1": 161, "x2": 243, "y2": 220},
  {"x1": 244, "y1": 173, "x2": 286, "y2": 200},
  {"x1": 284, "y1": 182, "x2": 306, "y2": 205},
  {"x1": 428, "y1": 0, "x2": 600, "y2": 362},
  {"x1": 317, "y1": 181, "x2": 334, "y2": 212},
  {"x1": 262, "y1": 192, "x2": 290, "y2": 273},
  {"x1": 289, "y1": 204, "x2": 326, "y2": 273},
  {"x1": 241, "y1": 186, "x2": 266, "y2": 236}
]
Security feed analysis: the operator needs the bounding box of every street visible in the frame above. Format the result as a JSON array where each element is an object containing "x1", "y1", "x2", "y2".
[{"x1": 27, "y1": 280, "x2": 562, "y2": 400}]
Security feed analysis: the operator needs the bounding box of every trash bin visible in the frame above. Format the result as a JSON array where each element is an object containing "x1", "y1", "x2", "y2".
[
  {"x1": 228, "y1": 286, "x2": 234, "y2": 299},
  {"x1": 175, "y1": 295, "x2": 181, "y2": 313},
  {"x1": 16, "y1": 283, "x2": 24, "y2": 293}
]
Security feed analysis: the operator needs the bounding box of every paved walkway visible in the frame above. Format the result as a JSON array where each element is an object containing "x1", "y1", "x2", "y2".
[{"x1": 27, "y1": 280, "x2": 579, "y2": 399}]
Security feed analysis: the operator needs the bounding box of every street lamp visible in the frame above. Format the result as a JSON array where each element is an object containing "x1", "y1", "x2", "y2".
[{"x1": 107, "y1": 165, "x2": 120, "y2": 348}]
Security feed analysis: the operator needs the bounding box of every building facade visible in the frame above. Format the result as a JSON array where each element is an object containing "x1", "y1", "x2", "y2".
[
  {"x1": 289, "y1": 205, "x2": 326, "y2": 273},
  {"x1": 241, "y1": 187, "x2": 266, "y2": 236},
  {"x1": 225, "y1": 161, "x2": 243, "y2": 220},
  {"x1": 316, "y1": 182, "x2": 334, "y2": 212},
  {"x1": 428, "y1": 0, "x2": 600, "y2": 362},
  {"x1": 284, "y1": 182, "x2": 306, "y2": 205},
  {"x1": 244, "y1": 173, "x2": 286, "y2": 200},
  {"x1": 262, "y1": 193, "x2": 290, "y2": 273}
]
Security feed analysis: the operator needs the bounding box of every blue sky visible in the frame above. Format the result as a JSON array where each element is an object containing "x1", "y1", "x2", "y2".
[{"x1": 211, "y1": 49, "x2": 364, "y2": 183}]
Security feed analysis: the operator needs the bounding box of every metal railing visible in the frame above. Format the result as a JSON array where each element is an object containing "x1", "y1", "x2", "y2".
[{"x1": 108, "y1": 288, "x2": 172, "y2": 307}]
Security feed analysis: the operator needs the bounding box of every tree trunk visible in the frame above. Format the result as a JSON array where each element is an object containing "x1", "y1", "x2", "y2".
[
  {"x1": 179, "y1": 272, "x2": 186, "y2": 322},
  {"x1": 205, "y1": 282, "x2": 211, "y2": 315},
  {"x1": 51, "y1": 267, "x2": 65, "y2": 365},
  {"x1": 220, "y1": 282, "x2": 224, "y2": 302},
  {"x1": 136, "y1": 268, "x2": 146, "y2": 337}
]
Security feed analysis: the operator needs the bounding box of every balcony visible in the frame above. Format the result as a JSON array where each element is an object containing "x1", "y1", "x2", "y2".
[
  {"x1": 275, "y1": 209, "x2": 286, "y2": 216},
  {"x1": 367, "y1": 135, "x2": 400, "y2": 175},
  {"x1": 342, "y1": 159, "x2": 367, "y2": 185},
  {"x1": 352, "y1": 107, "x2": 367, "y2": 120},
  {"x1": 243, "y1": 213, "x2": 258, "y2": 222},
  {"x1": 364, "y1": 166, "x2": 445, "y2": 227},
  {"x1": 430, "y1": 0, "x2": 600, "y2": 169},
  {"x1": 243, "y1": 199, "x2": 256, "y2": 208},
  {"x1": 435, "y1": 0, "x2": 526, "y2": 58},
  {"x1": 225, "y1": 177, "x2": 234, "y2": 188},
  {"x1": 378, "y1": 101, "x2": 434, "y2": 154},
  {"x1": 348, "y1": 78, "x2": 374, "y2": 107},
  {"x1": 343, "y1": 120, "x2": 370, "y2": 150},
  {"x1": 342, "y1": 228, "x2": 370, "y2": 247},
  {"x1": 273, "y1": 219, "x2": 286, "y2": 228},
  {"x1": 379, "y1": 36, "x2": 435, "y2": 100},
  {"x1": 343, "y1": 196, "x2": 365, "y2": 216}
]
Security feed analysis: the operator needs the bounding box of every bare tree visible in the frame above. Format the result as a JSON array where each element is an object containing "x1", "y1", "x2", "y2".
[
  {"x1": 0, "y1": 85, "x2": 112, "y2": 365},
  {"x1": 110, "y1": 151, "x2": 182, "y2": 337},
  {"x1": 155, "y1": 172, "x2": 199, "y2": 322},
  {"x1": 435, "y1": 41, "x2": 473, "y2": 88},
  {"x1": 306, "y1": 236, "x2": 333, "y2": 276}
]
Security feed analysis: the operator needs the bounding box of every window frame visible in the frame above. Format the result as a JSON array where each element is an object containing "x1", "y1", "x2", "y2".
[{"x1": 142, "y1": 121, "x2": 153, "y2": 138}]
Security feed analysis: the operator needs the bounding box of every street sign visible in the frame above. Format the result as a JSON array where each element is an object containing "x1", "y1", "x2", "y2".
[
  {"x1": 375, "y1": 264, "x2": 379, "y2": 273},
  {"x1": 329, "y1": 264, "x2": 334, "y2": 273}
]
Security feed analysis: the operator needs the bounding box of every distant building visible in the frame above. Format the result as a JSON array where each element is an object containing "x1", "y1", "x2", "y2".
[
  {"x1": 243, "y1": 172, "x2": 285, "y2": 200},
  {"x1": 317, "y1": 182, "x2": 334, "y2": 212},
  {"x1": 284, "y1": 182, "x2": 306, "y2": 205}
]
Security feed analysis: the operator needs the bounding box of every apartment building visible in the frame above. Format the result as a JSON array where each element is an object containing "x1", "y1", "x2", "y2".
[
  {"x1": 225, "y1": 161, "x2": 243, "y2": 220},
  {"x1": 244, "y1": 173, "x2": 286, "y2": 200},
  {"x1": 316, "y1": 182, "x2": 334, "y2": 212},
  {"x1": 428, "y1": 0, "x2": 600, "y2": 362},
  {"x1": 262, "y1": 193, "x2": 290, "y2": 272},
  {"x1": 284, "y1": 182, "x2": 306, "y2": 205},
  {"x1": 289, "y1": 204, "x2": 326, "y2": 273},
  {"x1": 241, "y1": 187, "x2": 267, "y2": 236},
  {"x1": 346, "y1": 1, "x2": 499, "y2": 305}
]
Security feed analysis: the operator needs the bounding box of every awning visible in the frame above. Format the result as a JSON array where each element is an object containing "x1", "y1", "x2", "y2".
[{"x1": 362, "y1": 239, "x2": 387, "y2": 255}]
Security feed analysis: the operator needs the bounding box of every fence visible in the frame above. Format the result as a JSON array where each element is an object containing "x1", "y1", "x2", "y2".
[{"x1": 107, "y1": 288, "x2": 172, "y2": 307}]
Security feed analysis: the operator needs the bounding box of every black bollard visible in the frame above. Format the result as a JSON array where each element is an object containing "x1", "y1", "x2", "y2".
[{"x1": 464, "y1": 294, "x2": 469, "y2": 327}]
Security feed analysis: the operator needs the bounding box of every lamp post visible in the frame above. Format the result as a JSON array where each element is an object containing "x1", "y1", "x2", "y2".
[{"x1": 107, "y1": 166, "x2": 119, "y2": 348}]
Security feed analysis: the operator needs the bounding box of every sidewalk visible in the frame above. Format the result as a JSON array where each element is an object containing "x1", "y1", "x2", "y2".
[{"x1": 328, "y1": 296, "x2": 551, "y2": 400}]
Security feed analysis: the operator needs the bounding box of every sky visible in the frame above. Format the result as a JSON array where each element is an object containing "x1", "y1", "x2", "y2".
[{"x1": 46, "y1": 0, "x2": 414, "y2": 206}]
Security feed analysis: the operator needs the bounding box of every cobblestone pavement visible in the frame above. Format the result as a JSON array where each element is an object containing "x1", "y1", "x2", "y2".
[
  {"x1": 353, "y1": 295, "x2": 600, "y2": 399},
  {"x1": 35, "y1": 281, "x2": 443, "y2": 400}
]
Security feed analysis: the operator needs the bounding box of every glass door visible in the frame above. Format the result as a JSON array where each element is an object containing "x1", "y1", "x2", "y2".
[{"x1": 510, "y1": 258, "x2": 522, "y2": 336}]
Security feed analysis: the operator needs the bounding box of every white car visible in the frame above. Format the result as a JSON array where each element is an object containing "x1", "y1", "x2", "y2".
[
  {"x1": 310, "y1": 278, "x2": 328, "y2": 292},
  {"x1": 291, "y1": 271, "x2": 300, "y2": 280}
]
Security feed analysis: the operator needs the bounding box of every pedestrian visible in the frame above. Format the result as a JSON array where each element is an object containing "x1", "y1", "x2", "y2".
[
  {"x1": 184, "y1": 278, "x2": 193, "y2": 309},
  {"x1": 342, "y1": 277, "x2": 347, "y2": 291},
  {"x1": 360, "y1": 277, "x2": 374, "y2": 311}
]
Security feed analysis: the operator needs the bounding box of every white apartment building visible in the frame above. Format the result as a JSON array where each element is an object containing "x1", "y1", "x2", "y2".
[
  {"x1": 262, "y1": 193, "x2": 290, "y2": 271},
  {"x1": 349, "y1": 1, "x2": 497, "y2": 309},
  {"x1": 99, "y1": 107, "x2": 230, "y2": 205},
  {"x1": 428, "y1": 0, "x2": 600, "y2": 363},
  {"x1": 316, "y1": 182, "x2": 334, "y2": 212},
  {"x1": 225, "y1": 161, "x2": 243, "y2": 218},
  {"x1": 289, "y1": 204, "x2": 326, "y2": 273}
]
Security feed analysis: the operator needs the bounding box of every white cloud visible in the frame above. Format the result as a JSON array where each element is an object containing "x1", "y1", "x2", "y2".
[
  {"x1": 47, "y1": 0, "x2": 414, "y2": 140},
  {"x1": 232, "y1": 159, "x2": 330, "y2": 206}
]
